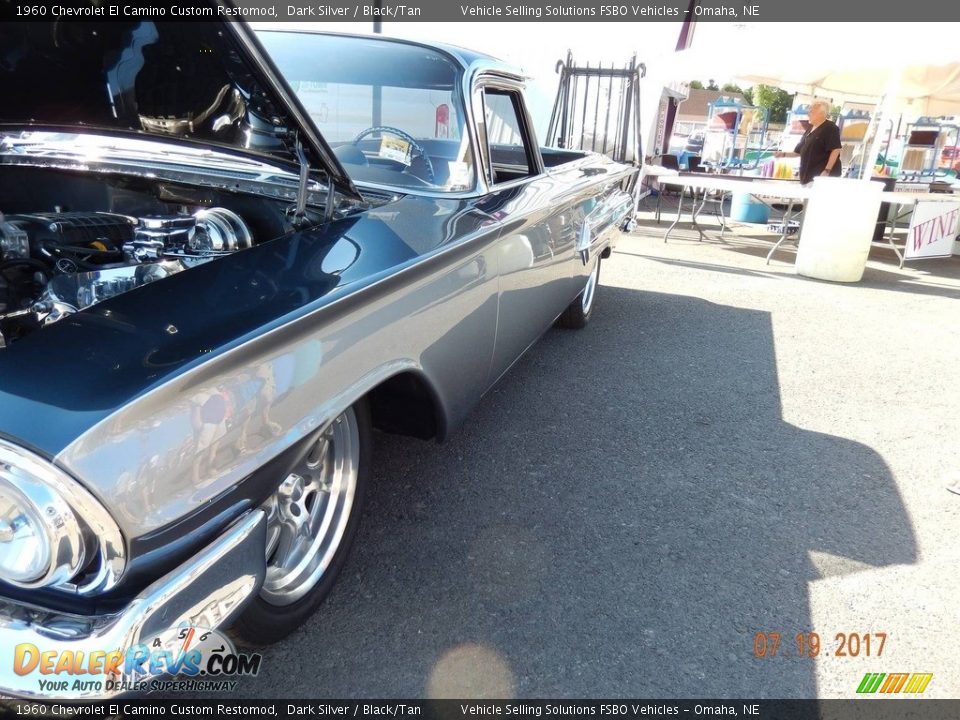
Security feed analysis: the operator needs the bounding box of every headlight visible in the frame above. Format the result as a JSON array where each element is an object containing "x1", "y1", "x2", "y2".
[
  {"x1": 0, "y1": 486, "x2": 52, "y2": 584},
  {"x1": 0, "y1": 439, "x2": 125, "y2": 592},
  {"x1": 0, "y1": 472, "x2": 85, "y2": 587}
]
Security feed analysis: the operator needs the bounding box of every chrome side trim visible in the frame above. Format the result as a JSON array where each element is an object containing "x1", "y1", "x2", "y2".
[{"x1": 0, "y1": 509, "x2": 265, "y2": 700}]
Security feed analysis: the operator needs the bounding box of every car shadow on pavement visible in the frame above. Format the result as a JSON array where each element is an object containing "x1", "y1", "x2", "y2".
[{"x1": 232, "y1": 284, "x2": 917, "y2": 700}]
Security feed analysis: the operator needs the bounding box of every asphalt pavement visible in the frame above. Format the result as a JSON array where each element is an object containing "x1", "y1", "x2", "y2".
[{"x1": 224, "y1": 212, "x2": 960, "y2": 699}]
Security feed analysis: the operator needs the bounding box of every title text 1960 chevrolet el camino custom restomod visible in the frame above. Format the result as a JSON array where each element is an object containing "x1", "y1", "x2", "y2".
[{"x1": 0, "y1": 11, "x2": 635, "y2": 698}]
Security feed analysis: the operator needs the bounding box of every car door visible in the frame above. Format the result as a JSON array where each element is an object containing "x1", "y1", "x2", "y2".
[{"x1": 475, "y1": 80, "x2": 585, "y2": 384}]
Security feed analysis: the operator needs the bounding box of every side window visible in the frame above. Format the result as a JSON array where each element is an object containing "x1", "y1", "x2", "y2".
[{"x1": 482, "y1": 89, "x2": 536, "y2": 184}]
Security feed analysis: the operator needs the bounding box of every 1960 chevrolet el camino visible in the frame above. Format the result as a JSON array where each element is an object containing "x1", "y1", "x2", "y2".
[{"x1": 0, "y1": 12, "x2": 635, "y2": 697}]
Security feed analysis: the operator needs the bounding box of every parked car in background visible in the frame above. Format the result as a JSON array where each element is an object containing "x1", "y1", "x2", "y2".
[
  {"x1": 0, "y1": 13, "x2": 636, "y2": 699},
  {"x1": 669, "y1": 133, "x2": 689, "y2": 154},
  {"x1": 684, "y1": 131, "x2": 705, "y2": 155}
]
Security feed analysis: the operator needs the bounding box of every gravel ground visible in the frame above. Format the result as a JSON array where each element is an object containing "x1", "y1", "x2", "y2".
[{"x1": 225, "y1": 205, "x2": 960, "y2": 699}]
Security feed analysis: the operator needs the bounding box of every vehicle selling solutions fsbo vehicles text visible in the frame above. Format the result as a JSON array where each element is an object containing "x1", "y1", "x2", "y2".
[{"x1": 459, "y1": 4, "x2": 682, "y2": 17}]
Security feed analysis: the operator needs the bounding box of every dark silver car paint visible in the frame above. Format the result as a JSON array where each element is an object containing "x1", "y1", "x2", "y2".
[
  {"x1": 54, "y1": 156, "x2": 632, "y2": 541},
  {"x1": 0, "y1": 28, "x2": 636, "y2": 599}
]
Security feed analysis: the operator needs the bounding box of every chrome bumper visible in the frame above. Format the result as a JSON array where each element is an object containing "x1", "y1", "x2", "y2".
[{"x1": 0, "y1": 510, "x2": 266, "y2": 700}]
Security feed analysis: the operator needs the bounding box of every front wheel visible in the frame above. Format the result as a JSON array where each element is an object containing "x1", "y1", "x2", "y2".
[
  {"x1": 557, "y1": 257, "x2": 601, "y2": 330},
  {"x1": 231, "y1": 400, "x2": 371, "y2": 645}
]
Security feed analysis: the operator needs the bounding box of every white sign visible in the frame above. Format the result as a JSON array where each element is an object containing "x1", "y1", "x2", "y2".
[
  {"x1": 654, "y1": 94, "x2": 669, "y2": 157},
  {"x1": 379, "y1": 136, "x2": 412, "y2": 166},
  {"x1": 905, "y1": 201, "x2": 960, "y2": 260}
]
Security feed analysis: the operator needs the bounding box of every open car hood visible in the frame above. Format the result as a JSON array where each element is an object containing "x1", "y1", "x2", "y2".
[{"x1": 0, "y1": 8, "x2": 361, "y2": 200}]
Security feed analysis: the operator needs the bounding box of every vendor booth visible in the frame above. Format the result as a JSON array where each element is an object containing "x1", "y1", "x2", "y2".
[
  {"x1": 780, "y1": 100, "x2": 811, "y2": 152},
  {"x1": 838, "y1": 104, "x2": 896, "y2": 178},
  {"x1": 701, "y1": 96, "x2": 769, "y2": 169},
  {"x1": 647, "y1": 23, "x2": 960, "y2": 281},
  {"x1": 899, "y1": 116, "x2": 959, "y2": 179}
]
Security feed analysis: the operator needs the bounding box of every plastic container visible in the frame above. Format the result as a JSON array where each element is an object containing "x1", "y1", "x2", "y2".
[
  {"x1": 730, "y1": 193, "x2": 770, "y2": 223},
  {"x1": 795, "y1": 177, "x2": 884, "y2": 282},
  {"x1": 774, "y1": 160, "x2": 795, "y2": 179}
]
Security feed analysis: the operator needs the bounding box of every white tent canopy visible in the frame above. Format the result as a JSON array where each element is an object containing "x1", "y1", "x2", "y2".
[{"x1": 654, "y1": 23, "x2": 960, "y2": 117}]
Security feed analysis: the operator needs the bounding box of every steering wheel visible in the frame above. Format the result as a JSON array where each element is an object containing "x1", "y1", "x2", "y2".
[{"x1": 352, "y1": 126, "x2": 435, "y2": 185}]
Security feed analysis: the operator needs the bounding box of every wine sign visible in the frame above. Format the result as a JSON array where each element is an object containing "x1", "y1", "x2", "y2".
[{"x1": 904, "y1": 201, "x2": 960, "y2": 260}]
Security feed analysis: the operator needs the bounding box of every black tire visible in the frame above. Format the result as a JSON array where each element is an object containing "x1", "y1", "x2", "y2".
[
  {"x1": 557, "y1": 257, "x2": 601, "y2": 330},
  {"x1": 231, "y1": 398, "x2": 371, "y2": 646}
]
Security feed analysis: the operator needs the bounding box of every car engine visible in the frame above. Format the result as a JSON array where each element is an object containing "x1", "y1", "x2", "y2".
[{"x1": 0, "y1": 207, "x2": 253, "y2": 347}]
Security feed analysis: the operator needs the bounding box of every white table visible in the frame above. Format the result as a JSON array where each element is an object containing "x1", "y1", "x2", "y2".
[
  {"x1": 640, "y1": 165, "x2": 681, "y2": 222},
  {"x1": 659, "y1": 174, "x2": 813, "y2": 263},
  {"x1": 640, "y1": 164, "x2": 679, "y2": 184}
]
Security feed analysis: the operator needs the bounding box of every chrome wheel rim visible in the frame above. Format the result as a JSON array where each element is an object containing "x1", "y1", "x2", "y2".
[
  {"x1": 581, "y1": 260, "x2": 600, "y2": 314},
  {"x1": 260, "y1": 408, "x2": 359, "y2": 606}
]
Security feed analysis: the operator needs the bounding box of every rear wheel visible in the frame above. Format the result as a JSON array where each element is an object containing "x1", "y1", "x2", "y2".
[
  {"x1": 232, "y1": 400, "x2": 370, "y2": 645},
  {"x1": 557, "y1": 257, "x2": 601, "y2": 329}
]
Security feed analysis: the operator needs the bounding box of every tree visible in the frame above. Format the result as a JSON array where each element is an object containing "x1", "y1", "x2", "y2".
[
  {"x1": 751, "y1": 84, "x2": 793, "y2": 124},
  {"x1": 721, "y1": 83, "x2": 753, "y2": 104},
  {"x1": 689, "y1": 80, "x2": 704, "y2": 90}
]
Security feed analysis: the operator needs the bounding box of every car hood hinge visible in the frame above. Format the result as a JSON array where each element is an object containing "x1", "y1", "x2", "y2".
[{"x1": 287, "y1": 138, "x2": 315, "y2": 228}]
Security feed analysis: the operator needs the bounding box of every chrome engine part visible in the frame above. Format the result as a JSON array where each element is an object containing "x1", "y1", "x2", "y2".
[
  {"x1": 126, "y1": 214, "x2": 197, "y2": 262},
  {"x1": 125, "y1": 207, "x2": 253, "y2": 262},
  {"x1": 0, "y1": 207, "x2": 253, "y2": 347},
  {"x1": 192, "y1": 207, "x2": 254, "y2": 252},
  {"x1": 0, "y1": 215, "x2": 29, "y2": 260},
  {"x1": 41, "y1": 261, "x2": 187, "y2": 315}
]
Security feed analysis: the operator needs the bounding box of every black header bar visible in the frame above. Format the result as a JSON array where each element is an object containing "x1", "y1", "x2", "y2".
[
  {"x1": 1, "y1": 0, "x2": 960, "y2": 22},
  {"x1": 4, "y1": 700, "x2": 960, "y2": 720}
]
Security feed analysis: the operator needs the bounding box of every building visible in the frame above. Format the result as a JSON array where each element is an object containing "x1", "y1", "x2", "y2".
[{"x1": 673, "y1": 88, "x2": 747, "y2": 137}]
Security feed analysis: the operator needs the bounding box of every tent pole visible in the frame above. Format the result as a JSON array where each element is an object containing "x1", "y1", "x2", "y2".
[{"x1": 860, "y1": 70, "x2": 902, "y2": 180}]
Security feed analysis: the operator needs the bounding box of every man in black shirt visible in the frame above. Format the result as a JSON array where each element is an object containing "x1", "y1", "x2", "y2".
[{"x1": 776, "y1": 99, "x2": 842, "y2": 184}]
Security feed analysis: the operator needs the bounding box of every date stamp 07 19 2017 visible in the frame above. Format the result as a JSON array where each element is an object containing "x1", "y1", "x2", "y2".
[{"x1": 753, "y1": 632, "x2": 887, "y2": 658}]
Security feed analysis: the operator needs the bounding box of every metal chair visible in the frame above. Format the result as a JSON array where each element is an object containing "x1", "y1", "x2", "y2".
[{"x1": 652, "y1": 154, "x2": 685, "y2": 223}]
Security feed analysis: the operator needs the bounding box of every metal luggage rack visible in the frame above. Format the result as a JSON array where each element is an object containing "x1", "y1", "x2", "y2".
[{"x1": 546, "y1": 51, "x2": 645, "y2": 207}]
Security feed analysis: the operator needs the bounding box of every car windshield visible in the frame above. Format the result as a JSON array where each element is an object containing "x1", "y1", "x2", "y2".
[{"x1": 257, "y1": 31, "x2": 476, "y2": 194}]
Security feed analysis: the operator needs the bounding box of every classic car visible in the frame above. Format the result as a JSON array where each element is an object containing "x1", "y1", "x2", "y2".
[{"x1": 0, "y1": 12, "x2": 636, "y2": 698}]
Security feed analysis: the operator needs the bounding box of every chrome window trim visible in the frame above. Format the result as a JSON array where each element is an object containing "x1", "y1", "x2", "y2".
[{"x1": 473, "y1": 74, "x2": 545, "y2": 190}]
